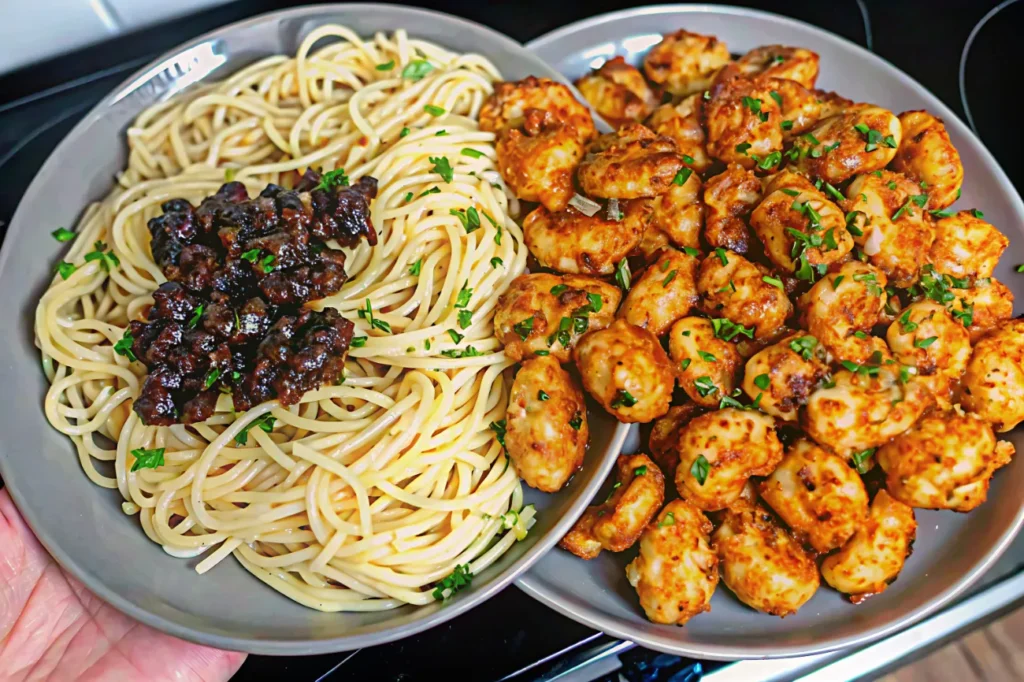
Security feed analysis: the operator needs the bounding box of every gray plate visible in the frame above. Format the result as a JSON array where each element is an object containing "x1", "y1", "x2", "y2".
[
  {"x1": 519, "y1": 5, "x2": 1024, "y2": 660},
  {"x1": 0, "y1": 4, "x2": 629, "y2": 655}
]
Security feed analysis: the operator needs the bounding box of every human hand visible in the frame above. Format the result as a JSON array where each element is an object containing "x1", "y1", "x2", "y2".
[{"x1": 0, "y1": 489, "x2": 246, "y2": 681}]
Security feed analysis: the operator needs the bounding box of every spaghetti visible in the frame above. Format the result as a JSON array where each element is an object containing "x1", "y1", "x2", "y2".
[{"x1": 34, "y1": 25, "x2": 534, "y2": 611}]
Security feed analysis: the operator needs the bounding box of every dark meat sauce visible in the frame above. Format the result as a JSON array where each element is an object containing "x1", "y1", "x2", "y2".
[{"x1": 129, "y1": 170, "x2": 377, "y2": 426}]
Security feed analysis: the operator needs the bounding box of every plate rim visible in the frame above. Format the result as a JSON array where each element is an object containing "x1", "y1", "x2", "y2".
[
  {"x1": 0, "y1": 2, "x2": 630, "y2": 655},
  {"x1": 519, "y1": 2, "x2": 1024, "y2": 661}
]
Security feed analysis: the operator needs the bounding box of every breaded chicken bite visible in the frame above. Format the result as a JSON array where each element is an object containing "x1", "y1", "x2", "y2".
[
  {"x1": 649, "y1": 168, "x2": 704, "y2": 251},
  {"x1": 886, "y1": 301, "x2": 971, "y2": 401},
  {"x1": 578, "y1": 123, "x2": 686, "y2": 199},
  {"x1": 574, "y1": 319, "x2": 676, "y2": 423},
  {"x1": 951, "y1": 278, "x2": 1014, "y2": 342},
  {"x1": 626, "y1": 500, "x2": 719, "y2": 625},
  {"x1": 844, "y1": 170, "x2": 935, "y2": 288},
  {"x1": 890, "y1": 110, "x2": 963, "y2": 210},
  {"x1": 750, "y1": 180, "x2": 853, "y2": 274},
  {"x1": 716, "y1": 45, "x2": 820, "y2": 89},
  {"x1": 760, "y1": 438, "x2": 869, "y2": 552},
  {"x1": 576, "y1": 56, "x2": 658, "y2": 128},
  {"x1": 480, "y1": 76, "x2": 596, "y2": 141},
  {"x1": 506, "y1": 356, "x2": 589, "y2": 492},
  {"x1": 704, "y1": 76, "x2": 784, "y2": 169},
  {"x1": 928, "y1": 210, "x2": 1009, "y2": 280},
  {"x1": 714, "y1": 500, "x2": 820, "y2": 617},
  {"x1": 877, "y1": 410, "x2": 1014, "y2": 512},
  {"x1": 668, "y1": 317, "x2": 744, "y2": 408},
  {"x1": 560, "y1": 454, "x2": 665, "y2": 558},
  {"x1": 697, "y1": 249, "x2": 793, "y2": 339},
  {"x1": 820, "y1": 491, "x2": 916, "y2": 603},
  {"x1": 795, "y1": 106, "x2": 902, "y2": 183},
  {"x1": 703, "y1": 165, "x2": 762, "y2": 254},
  {"x1": 741, "y1": 333, "x2": 830, "y2": 421},
  {"x1": 643, "y1": 30, "x2": 731, "y2": 97},
  {"x1": 802, "y1": 364, "x2": 933, "y2": 462},
  {"x1": 522, "y1": 199, "x2": 650, "y2": 276},
  {"x1": 495, "y1": 109, "x2": 586, "y2": 212},
  {"x1": 619, "y1": 248, "x2": 701, "y2": 336},
  {"x1": 494, "y1": 273, "x2": 620, "y2": 362},
  {"x1": 798, "y1": 261, "x2": 889, "y2": 364},
  {"x1": 961, "y1": 319, "x2": 1024, "y2": 432},
  {"x1": 674, "y1": 408, "x2": 783, "y2": 511},
  {"x1": 645, "y1": 94, "x2": 713, "y2": 173}
]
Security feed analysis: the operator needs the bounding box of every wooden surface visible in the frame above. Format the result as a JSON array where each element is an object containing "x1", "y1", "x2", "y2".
[{"x1": 879, "y1": 605, "x2": 1024, "y2": 682}]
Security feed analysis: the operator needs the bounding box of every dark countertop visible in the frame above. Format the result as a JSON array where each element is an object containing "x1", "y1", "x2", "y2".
[{"x1": 0, "y1": 2, "x2": 1019, "y2": 681}]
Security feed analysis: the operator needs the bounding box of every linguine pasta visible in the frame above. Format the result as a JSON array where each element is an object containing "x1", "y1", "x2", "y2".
[{"x1": 34, "y1": 25, "x2": 535, "y2": 611}]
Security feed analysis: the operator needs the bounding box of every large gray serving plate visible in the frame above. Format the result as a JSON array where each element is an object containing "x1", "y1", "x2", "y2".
[
  {"x1": 0, "y1": 4, "x2": 629, "y2": 655},
  {"x1": 519, "y1": 4, "x2": 1024, "y2": 660}
]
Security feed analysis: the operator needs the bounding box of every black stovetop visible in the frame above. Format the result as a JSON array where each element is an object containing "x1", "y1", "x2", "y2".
[{"x1": 1, "y1": 1, "x2": 1019, "y2": 680}]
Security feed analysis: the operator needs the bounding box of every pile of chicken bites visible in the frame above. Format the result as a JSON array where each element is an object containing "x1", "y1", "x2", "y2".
[{"x1": 481, "y1": 29, "x2": 1021, "y2": 625}]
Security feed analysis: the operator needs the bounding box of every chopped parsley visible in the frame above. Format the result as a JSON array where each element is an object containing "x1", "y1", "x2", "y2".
[
  {"x1": 610, "y1": 389, "x2": 638, "y2": 409},
  {"x1": 429, "y1": 156, "x2": 454, "y2": 183},
  {"x1": 763, "y1": 275, "x2": 784, "y2": 290},
  {"x1": 204, "y1": 368, "x2": 221, "y2": 390},
  {"x1": 899, "y1": 309, "x2": 918, "y2": 333},
  {"x1": 788, "y1": 335, "x2": 817, "y2": 360},
  {"x1": 538, "y1": 390, "x2": 550, "y2": 401},
  {"x1": 409, "y1": 259, "x2": 423, "y2": 276},
  {"x1": 754, "y1": 374, "x2": 770, "y2": 390},
  {"x1": 350, "y1": 336, "x2": 367, "y2": 348},
  {"x1": 113, "y1": 330, "x2": 136, "y2": 362},
  {"x1": 851, "y1": 448, "x2": 874, "y2": 474},
  {"x1": 432, "y1": 563, "x2": 472, "y2": 601},
  {"x1": 662, "y1": 270, "x2": 678, "y2": 287},
  {"x1": 376, "y1": 60, "x2": 395, "y2": 71},
  {"x1": 550, "y1": 284, "x2": 569, "y2": 296},
  {"x1": 735, "y1": 142, "x2": 752, "y2": 155},
  {"x1": 693, "y1": 376, "x2": 718, "y2": 397},
  {"x1": 51, "y1": 227, "x2": 75, "y2": 242},
  {"x1": 130, "y1": 447, "x2": 165, "y2": 472},
  {"x1": 914, "y1": 336, "x2": 938, "y2": 349},
  {"x1": 317, "y1": 168, "x2": 349, "y2": 190},
  {"x1": 682, "y1": 246, "x2": 700, "y2": 257},
  {"x1": 454, "y1": 281, "x2": 472, "y2": 308},
  {"x1": 260, "y1": 254, "x2": 276, "y2": 273},
  {"x1": 450, "y1": 207, "x2": 481, "y2": 233},
  {"x1": 711, "y1": 318, "x2": 755, "y2": 341},
  {"x1": 490, "y1": 257, "x2": 502, "y2": 269},
  {"x1": 697, "y1": 350, "x2": 716, "y2": 363},
  {"x1": 84, "y1": 241, "x2": 119, "y2": 272},
  {"x1": 56, "y1": 261, "x2": 76, "y2": 280},
  {"x1": 402, "y1": 60, "x2": 434, "y2": 81},
  {"x1": 658, "y1": 512, "x2": 677, "y2": 528},
  {"x1": 680, "y1": 358, "x2": 692, "y2": 370},
  {"x1": 952, "y1": 300, "x2": 975, "y2": 328},
  {"x1": 233, "y1": 414, "x2": 276, "y2": 446},
  {"x1": 634, "y1": 465, "x2": 648, "y2": 476},
  {"x1": 358, "y1": 298, "x2": 392, "y2": 334},
  {"x1": 673, "y1": 168, "x2": 693, "y2": 185},
  {"x1": 568, "y1": 412, "x2": 583, "y2": 430},
  {"x1": 512, "y1": 316, "x2": 535, "y2": 341},
  {"x1": 742, "y1": 96, "x2": 769, "y2": 122},
  {"x1": 189, "y1": 304, "x2": 204, "y2": 329},
  {"x1": 424, "y1": 104, "x2": 445, "y2": 116},
  {"x1": 714, "y1": 247, "x2": 729, "y2": 266},
  {"x1": 615, "y1": 259, "x2": 632, "y2": 291},
  {"x1": 690, "y1": 455, "x2": 710, "y2": 485}
]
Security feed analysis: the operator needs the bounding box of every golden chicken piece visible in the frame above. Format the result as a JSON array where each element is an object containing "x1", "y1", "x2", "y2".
[
  {"x1": 704, "y1": 76, "x2": 784, "y2": 170},
  {"x1": 494, "y1": 273, "x2": 620, "y2": 363},
  {"x1": 877, "y1": 410, "x2": 1015, "y2": 513},
  {"x1": 668, "y1": 317, "x2": 744, "y2": 408},
  {"x1": 674, "y1": 408, "x2": 784, "y2": 511},
  {"x1": 649, "y1": 168, "x2": 704, "y2": 251},
  {"x1": 480, "y1": 76, "x2": 596, "y2": 141},
  {"x1": 890, "y1": 110, "x2": 964, "y2": 210},
  {"x1": 495, "y1": 109, "x2": 585, "y2": 212},
  {"x1": 649, "y1": 402, "x2": 705, "y2": 475},
  {"x1": 886, "y1": 301, "x2": 971, "y2": 401},
  {"x1": 928, "y1": 210, "x2": 1009, "y2": 280},
  {"x1": 798, "y1": 261, "x2": 889, "y2": 364},
  {"x1": 961, "y1": 319, "x2": 1024, "y2": 433},
  {"x1": 795, "y1": 106, "x2": 902, "y2": 184},
  {"x1": 576, "y1": 56, "x2": 659, "y2": 129},
  {"x1": 626, "y1": 499, "x2": 719, "y2": 625},
  {"x1": 703, "y1": 165, "x2": 762, "y2": 254},
  {"x1": 763, "y1": 77, "x2": 823, "y2": 139},
  {"x1": 642, "y1": 29, "x2": 731, "y2": 97},
  {"x1": 560, "y1": 454, "x2": 665, "y2": 558},
  {"x1": 578, "y1": 123, "x2": 686, "y2": 199},
  {"x1": 522, "y1": 200, "x2": 650, "y2": 276},
  {"x1": 645, "y1": 94, "x2": 713, "y2": 173},
  {"x1": 749, "y1": 179, "x2": 853, "y2": 275},
  {"x1": 820, "y1": 490, "x2": 916, "y2": 603},
  {"x1": 619, "y1": 248, "x2": 701, "y2": 336},
  {"x1": 713, "y1": 499, "x2": 820, "y2": 617},
  {"x1": 716, "y1": 45, "x2": 820, "y2": 89},
  {"x1": 843, "y1": 170, "x2": 935, "y2": 288},
  {"x1": 802, "y1": 364, "x2": 933, "y2": 461},
  {"x1": 760, "y1": 438, "x2": 869, "y2": 553},
  {"x1": 951, "y1": 278, "x2": 1014, "y2": 342},
  {"x1": 741, "y1": 333, "x2": 830, "y2": 421},
  {"x1": 696, "y1": 249, "x2": 793, "y2": 340},
  {"x1": 574, "y1": 319, "x2": 676, "y2": 423},
  {"x1": 505, "y1": 356, "x2": 589, "y2": 492}
]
